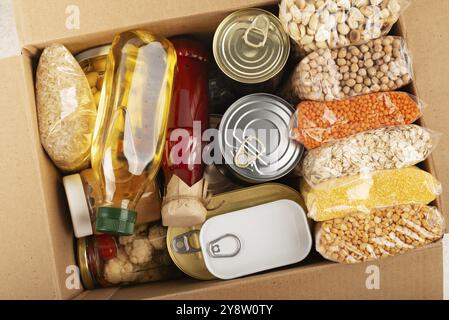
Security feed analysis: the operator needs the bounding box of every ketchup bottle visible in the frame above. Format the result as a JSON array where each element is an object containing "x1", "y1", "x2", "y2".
[{"x1": 161, "y1": 36, "x2": 209, "y2": 227}]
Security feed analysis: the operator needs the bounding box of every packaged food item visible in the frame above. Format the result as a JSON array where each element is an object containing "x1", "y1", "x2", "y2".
[
  {"x1": 167, "y1": 184, "x2": 309, "y2": 280},
  {"x1": 302, "y1": 125, "x2": 439, "y2": 187},
  {"x1": 91, "y1": 30, "x2": 177, "y2": 236},
  {"x1": 300, "y1": 166, "x2": 442, "y2": 221},
  {"x1": 279, "y1": 0, "x2": 410, "y2": 54},
  {"x1": 213, "y1": 8, "x2": 290, "y2": 94},
  {"x1": 200, "y1": 199, "x2": 311, "y2": 279},
  {"x1": 77, "y1": 223, "x2": 179, "y2": 289},
  {"x1": 36, "y1": 44, "x2": 97, "y2": 172},
  {"x1": 291, "y1": 91, "x2": 423, "y2": 150},
  {"x1": 63, "y1": 169, "x2": 162, "y2": 238},
  {"x1": 76, "y1": 44, "x2": 111, "y2": 107},
  {"x1": 316, "y1": 204, "x2": 445, "y2": 264},
  {"x1": 283, "y1": 36, "x2": 413, "y2": 102},
  {"x1": 161, "y1": 37, "x2": 210, "y2": 228},
  {"x1": 219, "y1": 94, "x2": 303, "y2": 183}
]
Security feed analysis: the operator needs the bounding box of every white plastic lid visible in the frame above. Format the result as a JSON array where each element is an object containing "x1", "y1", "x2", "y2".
[{"x1": 63, "y1": 174, "x2": 94, "y2": 238}]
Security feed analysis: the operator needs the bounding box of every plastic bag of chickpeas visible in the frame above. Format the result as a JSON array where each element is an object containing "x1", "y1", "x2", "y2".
[{"x1": 282, "y1": 36, "x2": 413, "y2": 103}]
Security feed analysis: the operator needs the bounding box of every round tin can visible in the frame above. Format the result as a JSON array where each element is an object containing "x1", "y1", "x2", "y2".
[
  {"x1": 213, "y1": 8, "x2": 290, "y2": 93},
  {"x1": 166, "y1": 183, "x2": 308, "y2": 280},
  {"x1": 218, "y1": 93, "x2": 303, "y2": 184}
]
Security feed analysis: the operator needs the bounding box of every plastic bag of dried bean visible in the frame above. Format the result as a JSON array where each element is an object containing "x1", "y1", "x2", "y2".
[
  {"x1": 300, "y1": 166, "x2": 442, "y2": 222},
  {"x1": 279, "y1": 0, "x2": 411, "y2": 55},
  {"x1": 290, "y1": 91, "x2": 423, "y2": 150},
  {"x1": 315, "y1": 204, "x2": 445, "y2": 264},
  {"x1": 282, "y1": 36, "x2": 413, "y2": 103},
  {"x1": 301, "y1": 125, "x2": 440, "y2": 187}
]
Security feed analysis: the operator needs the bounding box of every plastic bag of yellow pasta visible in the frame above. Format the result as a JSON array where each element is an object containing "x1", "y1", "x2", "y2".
[
  {"x1": 316, "y1": 204, "x2": 445, "y2": 264},
  {"x1": 300, "y1": 166, "x2": 441, "y2": 222}
]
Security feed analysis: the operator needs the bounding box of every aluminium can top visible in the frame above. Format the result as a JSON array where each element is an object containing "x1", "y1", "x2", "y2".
[
  {"x1": 218, "y1": 93, "x2": 303, "y2": 183},
  {"x1": 213, "y1": 8, "x2": 290, "y2": 84}
]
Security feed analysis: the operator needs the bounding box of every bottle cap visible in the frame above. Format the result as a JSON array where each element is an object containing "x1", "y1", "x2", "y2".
[
  {"x1": 63, "y1": 174, "x2": 94, "y2": 238},
  {"x1": 96, "y1": 207, "x2": 137, "y2": 236}
]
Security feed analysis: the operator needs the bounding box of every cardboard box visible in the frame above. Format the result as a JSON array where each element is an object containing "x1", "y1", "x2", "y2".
[{"x1": 0, "y1": 0, "x2": 447, "y2": 299}]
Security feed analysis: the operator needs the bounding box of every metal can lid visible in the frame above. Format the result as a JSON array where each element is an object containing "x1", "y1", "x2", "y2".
[
  {"x1": 76, "y1": 237, "x2": 96, "y2": 290},
  {"x1": 218, "y1": 93, "x2": 303, "y2": 183},
  {"x1": 75, "y1": 44, "x2": 111, "y2": 63},
  {"x1": 167, "y1": 183, "x2": 308, "y2": 280},
  {"x1": 213, "y1": 8, "x2": 290, "y2": 84}
]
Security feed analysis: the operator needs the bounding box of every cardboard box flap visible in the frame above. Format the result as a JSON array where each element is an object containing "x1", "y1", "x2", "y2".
[
  {"x1": 0, "y1": 55, "x2": 80, "y2": 299},
  {"x1": 13, "y1": 0, "x2": 276, "y2": 50},
  {"x1": 402, "y1": 0, "x2": 449, "y2": 219},
  {"x1": 77, "y1": 244, "x2": 443, "y2": 300}
]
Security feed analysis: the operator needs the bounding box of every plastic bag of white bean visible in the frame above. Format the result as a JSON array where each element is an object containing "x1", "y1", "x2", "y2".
[
  {"x1": 315, "y1": 204, "x2": 445, "y2": 264},
  {"x1": 301, "y1": 125, "x2": 440, "y2": 187},
  {"x1": 279, "y1": 0, "x2": 411, "y2": 55},
  {"x1": 282, "y1": 36, "x2": 413, "y2": 102}
]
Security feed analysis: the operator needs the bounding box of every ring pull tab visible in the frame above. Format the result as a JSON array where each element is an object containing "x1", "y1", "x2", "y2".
[
  {"x1": 234, "y1": 135, "x2": 266, "y2": 169},
  {"x1": 208, "y1": 234, "x2": 241, "y2": 258},
  {"x1": 172, "y1": 230, "x2": 201, "y2": 254},
  {"x1": 243, "y1": 14, "x2": 270, "y2": 48}
]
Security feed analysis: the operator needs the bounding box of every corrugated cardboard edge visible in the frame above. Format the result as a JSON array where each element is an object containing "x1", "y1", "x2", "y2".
[
  {"x1": 444, "y1": 234, "x2": 449, "y2": 300},
  {"x1": 0, "y1": 55, "x2": 82, "y2": 299},
  {"x1": 12, "y1": 0, "x2": 276, "y2": 51}
]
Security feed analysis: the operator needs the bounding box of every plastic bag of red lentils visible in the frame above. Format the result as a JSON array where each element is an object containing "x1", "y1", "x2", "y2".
[
  {"x1": 290, "y1": 91, "x2": 424, "y2": 150},
  {"x1": 315, "y1": 204, "x2": 445, "y2": 264}
]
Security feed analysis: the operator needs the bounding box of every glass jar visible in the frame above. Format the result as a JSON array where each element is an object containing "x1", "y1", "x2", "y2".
[
  {"x1": 75, "y1": 45, "x2": 111, "y2": 108},
  {"x1": 77, "y1": 223, "x2": 179, "y2": 289},
  {"x1": 64, "y1": 168, "x2": 162, "y2": 238}
]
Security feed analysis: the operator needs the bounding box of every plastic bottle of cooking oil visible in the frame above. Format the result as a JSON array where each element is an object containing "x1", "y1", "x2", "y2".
[{"x1": 90, "y1": 30, "x2": 177, "y2": 235}]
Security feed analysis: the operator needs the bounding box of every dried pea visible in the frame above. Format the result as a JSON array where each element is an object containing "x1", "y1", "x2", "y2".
[{"x1": 316, "y1": 204, "x2": 445, "y2": 264}]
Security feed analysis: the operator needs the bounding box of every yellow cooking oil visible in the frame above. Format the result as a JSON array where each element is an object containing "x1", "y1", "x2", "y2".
[{"x1": 91, "y1": 30, "x2": 177, "y2": 235}]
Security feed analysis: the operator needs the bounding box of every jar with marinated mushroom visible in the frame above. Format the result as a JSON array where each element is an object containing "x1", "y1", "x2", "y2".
[{"x1": 77, "y1": 223, "x2": 179, "y2": 289}]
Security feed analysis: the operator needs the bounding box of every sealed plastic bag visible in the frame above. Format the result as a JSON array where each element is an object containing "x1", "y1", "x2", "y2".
[
  {"x1": 36, "y1": 44, "x2": 97, "y2": 172},
  {"x1": 283, "y1": 36, "x2": 412, "y2": 102},
  {"x1": 279, "y1": 0, "x2": 411, "y2": 54},
  {"x1": 291, "y1": 91, "x2": 423, "y2": 150},
  {"x1": 300, "y1": 166, "x2": 442, "y2": 221},
  {"x1": 316, "y1": 204, "x2": 445, "y2": 264},
  {"x1": 302, "y1": 125, "x2": 439, "y2": 187}
]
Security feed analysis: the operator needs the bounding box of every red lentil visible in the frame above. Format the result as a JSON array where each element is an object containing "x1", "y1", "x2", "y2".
[{"x1": 292, "y1": 92, "x2": 422, "y2": 149}]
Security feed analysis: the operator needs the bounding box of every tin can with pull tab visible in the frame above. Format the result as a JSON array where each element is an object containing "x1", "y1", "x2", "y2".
[
  {"x1": 166, "y1": 183, "x2": 309, "y2": 280},
  {"x1": 213, "y1": 8, "x2": 290, "y2": 94},
  {"x1": 200, "y1": 199, "x2": 312, "y2": 280},
  {"x1": 218, "y1": 93, "x2": 303, "y2": 184}
]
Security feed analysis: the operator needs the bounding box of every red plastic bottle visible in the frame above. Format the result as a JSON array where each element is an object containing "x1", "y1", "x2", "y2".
[{"x1": 161, "y1": 36, "x2": 210, "y2": 227}]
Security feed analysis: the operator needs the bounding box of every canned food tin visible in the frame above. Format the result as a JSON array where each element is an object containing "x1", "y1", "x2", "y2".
[
  {"x1": 75, "y1": 45, "x2": 111, "y2": 107},
  {"x1": 218, "y1": 93, "x2": 303, "y2": 183},
  {"x1": 213, "y1": 8, "x2": 290, "y2": 93},
  {"x1": 166, "y1": 183, "x2": 307, "y2": 280}
]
